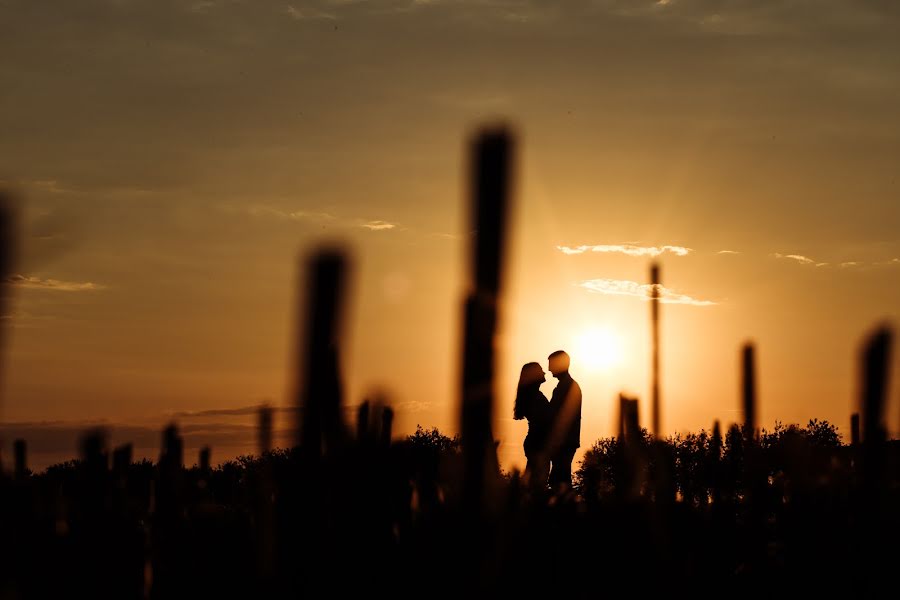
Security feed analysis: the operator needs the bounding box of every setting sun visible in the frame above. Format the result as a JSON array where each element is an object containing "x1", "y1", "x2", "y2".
[{"x1": 573, "y1": 327, "x2": 624, "y2": 372}]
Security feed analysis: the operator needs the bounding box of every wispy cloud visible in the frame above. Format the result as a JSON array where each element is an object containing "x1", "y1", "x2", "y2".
[
  {"x1": 28, "y1": 179, "x2": 69, "y2": 193},
  {"x1": 579, "y1": 278, "x2": 716, "y2": 306},
  {"x1": 361, "y1": 220, "x2": 397, "y2": 231},
  {"x1": 6, "y1": 274, "x2": 105, "y2": 292},
  {"x1": 246, "y1": 206, "x2": 399, "y2": 232},
  {"x1": 718, "y1": 249, "x2": 740, "y2": 255},
  {"x1": 247, "y1": 205, "x2": 336, "y2": 222},
  {"x1": 0, "y1": 310, "x2": 59, "y2": 328},
  {"x1": 773, "y1": 253, "x2": 828, "y2": 267},
  {"x1": 189, "y1": 1, "x2": 217, "y2": 13},
  {"x1": 168, "y1": 405, "x2": 289, "y2": 419},
  {"x1": 0, "y1": 178, "x2": 73, "y2": 194},
  {"x1": 289, "y1": 210, "x2": 338, "y2": 221},
  {"x1": 286, "y1": 4, "x2": 336, "y2": 20},
  {"x1": 773, "y1": 254, "x2": 900, "y2": 269},
  {"x1": 430, "y1": 232, "x2": 461, "y2": 241},
  {"x1": 558, "y1": 244, "x2": 692, "y2": 257},
  {"x1": 168, "y1": 402, "x2": 399, "y2": 420}
]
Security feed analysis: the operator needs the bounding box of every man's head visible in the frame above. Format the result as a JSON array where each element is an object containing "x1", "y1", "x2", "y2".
[{"x1": 548, "y1": 350, "x2": 570, "y2": 378}]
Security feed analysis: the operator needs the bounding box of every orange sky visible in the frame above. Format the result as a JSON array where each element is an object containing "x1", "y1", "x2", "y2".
[{"x1": 1, "y1": 0, "x2": 899, "y2": 470}]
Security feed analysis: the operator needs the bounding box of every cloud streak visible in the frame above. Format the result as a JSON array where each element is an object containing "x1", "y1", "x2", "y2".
[
  {"x1": 286, "y1": 4, "x2": 336, "y2": 21},
  {"x1": 169, "y1": 402, "x2": 389, "y2": 420},
  {"x1": 579, "y1": 278, "x2": 716, "y2": 306},
  {"x1": 168, "y1": 405, "x2": 288, "y2": 419},
  {"x1": 247, "y1": 205, "x2": 336, "y2": 222},
  {"x1": 361, "y1": 220, "x2": 397, "y2": 231},
  {"x1": 246, "y1": 206, "x2": 399, "y2": 232},
  {"x1": 558, "y1": 244, "x2": 692, "y2": 257},
  {"x1": 6, "y1": 274, "x2": 105, "y2": 291},
  {"x1": 773, "y1": 254, "x2": 900, "y2": 269},
  {"x1": 773, "y1": 253, "x2": 828, "y2": 267}
]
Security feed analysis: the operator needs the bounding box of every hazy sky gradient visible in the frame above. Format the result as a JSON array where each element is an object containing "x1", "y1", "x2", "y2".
[{"x1": 1, "y1": 0, "x2": 899, "y2": 469}]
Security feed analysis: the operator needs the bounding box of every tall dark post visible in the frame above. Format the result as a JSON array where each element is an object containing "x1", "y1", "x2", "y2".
[
  {"x1": 76, "y1": 430, "x2": 112, "y2": 598},
  {"x1": 153, "y1": 424, "x2": 185, "y2": 597},
  {"x1": 648, "y1": 267, "x2": 673, "y2": 504},
  {"x1": 258, "y1": 404, "x2": 273, "y2": 455},
  {"x1": 617, "y1": 394, "x2": 643, "y2": 499},
  {"x1": 255, "y1": 406, "x2": 274, "y2": 584},
  {"x1": 13, "y1": 438, "x2": 26, "y2": 480},
  {"x1": 711, "y1": 420, "x2": 722, "y2": 455},
  {"x1": 81, "y1": 429, "x2": 108, "y2": 484},
  {"x1": 850, "y1": 412, "x2": 860, "y2": 447},
  {"x1": 740, "y1": 342, "x2": 765, "y2": 571},
  {"x1": 623, "y1": 397, "x2": 640, "y2": 444},
  {"x1": 856, "y1": 325, "x2": 893, "y2": 585},
  {"x1": 741, "y1": 342, "x2": 756, "y2": 441},
  {"x1": 710, "y1": 420, "x2": 723, "y2": 504},
  {"x1": 650, "y1": 262, "x2": 661, "y2": 438},
  {"x1": 860, "y1": 327, "x2": 891, "y2": 446},
  {"x1": 380, "y1": 406, "x2": 394, "y2": 448},
  {"x1": 859, "y1": 326, "x2": 892, "y2": 490},
  {"x1": 296, "y1": 250, "x2": 348, "y2": 457},
  {"x1": 199, "y1": 446, "x2": 211, "y2": 472},
  {"x1": 161, "y1": 424, "x2": 183, "y2": 469},
  {"x1": 460, "y1": 126, "x2": 514, "y2": 513},
  {"x1": 79, "y1": 430, "x2": 109, "y2": 508},
  {"x1": 617, "y1": 394, "x2": 627, "y2": 440}
]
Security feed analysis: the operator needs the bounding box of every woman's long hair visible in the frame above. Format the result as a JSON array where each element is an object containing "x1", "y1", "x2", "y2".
[{"x1": 514, "y1": 362, "x2": 544, "y2": 420}]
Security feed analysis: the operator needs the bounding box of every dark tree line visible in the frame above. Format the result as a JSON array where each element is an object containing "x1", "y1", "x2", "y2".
[{"x1": 577, "y1": 419, "x2": 846, "y2": 502}]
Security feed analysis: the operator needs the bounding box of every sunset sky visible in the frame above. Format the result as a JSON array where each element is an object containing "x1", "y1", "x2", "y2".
[{"x1": 1, "y1": 0, "x2": 899, "y2": 470}]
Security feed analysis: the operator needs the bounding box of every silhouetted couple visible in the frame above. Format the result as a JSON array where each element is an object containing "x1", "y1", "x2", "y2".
[{"x1": 513, "y1": 350, "x2": 582, "y2": 492}]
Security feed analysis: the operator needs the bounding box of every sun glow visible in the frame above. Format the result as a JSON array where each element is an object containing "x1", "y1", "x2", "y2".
[{"x1": 573, "y1": 327, "x2": 624, "y2": 372}]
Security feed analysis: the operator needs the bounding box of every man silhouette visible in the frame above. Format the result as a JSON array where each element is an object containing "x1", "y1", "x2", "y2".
[{"x1": 547, "y1": 350, "x2": 582, "y2": 491}]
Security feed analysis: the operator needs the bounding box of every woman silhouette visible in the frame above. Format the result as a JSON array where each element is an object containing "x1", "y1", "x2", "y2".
[{"x1": 514, "y1": 362, "x2": 551, "y2": 490}]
